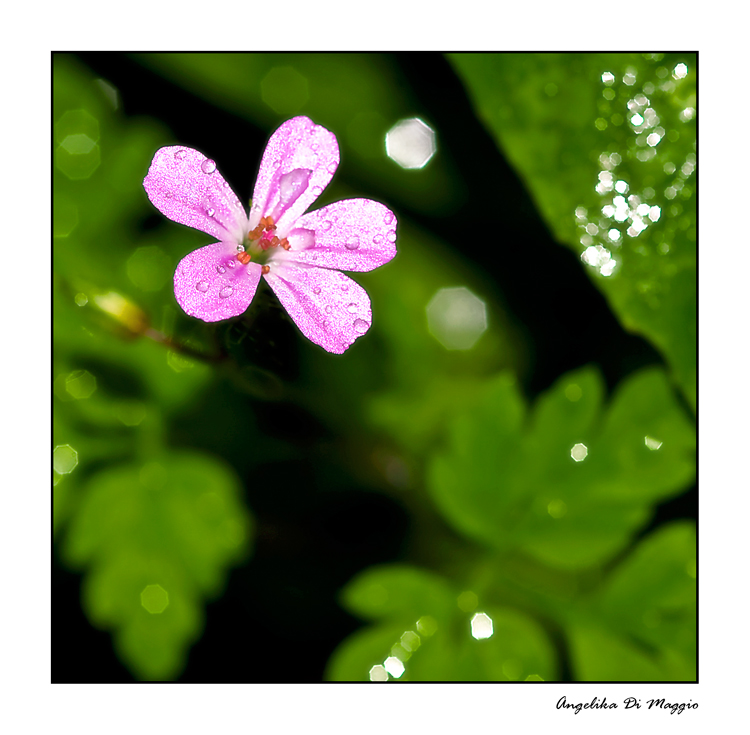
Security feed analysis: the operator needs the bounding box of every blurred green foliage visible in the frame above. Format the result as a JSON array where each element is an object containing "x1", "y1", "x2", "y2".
[
  {"x1": 53, "y1": 52, "x2": 695, "y2": 682},
  {"x1": 428, "y1": 366, "x2": 694, "y2": 569}
]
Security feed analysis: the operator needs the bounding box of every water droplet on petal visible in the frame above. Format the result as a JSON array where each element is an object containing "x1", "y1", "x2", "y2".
[
  {"x1": 196, "y1": 280, "x2": 209, "y2": 292},
  {"x1": 327, "y1": 162, "x2": 337, "y2": 175},
  {"x1": 387, "y1": 230, "x2": 397, "y2": 243},
  {"x1": 345, "y1": 235, "x2": 360, "y2": 251},
  {"x1": 321, "y1": 220, "x2": 333, "y2": 232},
  {"x1": 313, "y1": 286, "x2": 321, "y2": 295},
  {"x1": 174, "y1": 149, "x2": 187, "y2": 160},
  {"x1": 353, "y1": 318, "x2": 369, "y2": 333},
  {"x1": 226, "y1": 259, "x2": 235, "y2": 268},
  {"x1": 206, "y1": 207, "x2": 215, "y2": 217},
  {"x1": 373, "y1": 233, "x2": 384, "y2": 245},
  {"x1": 384, "y1": 211, "x2": 395, "y2": 225},
  {"x1": 217, "y1": 265, "x2": 226, "y2": 274},
  {"x1": 201, "y1": 158, "x2": 217, "y2": 174},
  {"x1": 322, "y1": 320, "x2": 329, "y2": 328},
  {"x1": 341, "y1": 284, "x2": 349, "y2": 292},
  {"x1": 325, "y1": 305, "x2": 333, "y2": 314},
  {"x1": 346, "y1": 302, "x2": 357, "y2": 313},
  {"x1": 311, "y1": 185, "x2": 322, "y2": 197},
  {"x1": 219, "y1": 286, "x2": 233, "y2": 299}
]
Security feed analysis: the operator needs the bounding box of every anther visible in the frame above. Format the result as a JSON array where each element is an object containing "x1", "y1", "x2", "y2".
[
  {"x1": 279, "y1": 238, "x2": 290, "y2": 251},
  {"x1": 261, "y1": 265, "x2": 270, "y2": 275},
  {"x1": 237, "y1": 251, "x2": 252, "y2": 265}
]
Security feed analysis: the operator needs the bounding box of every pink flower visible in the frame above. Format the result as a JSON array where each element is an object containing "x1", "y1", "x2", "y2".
[{"x1": 143, "y1": 116, "x2": 397, "y2": 354}]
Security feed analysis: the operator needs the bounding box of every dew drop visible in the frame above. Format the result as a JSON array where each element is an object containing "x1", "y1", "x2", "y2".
[
  {"x1": 341, "y1": 284, "x2": 349, "y2": 292},
  {"x1": 325, "y1": 305, "x2": 333, "y2": 314},
  {"x1": 387, "y1": 230, "x2": 397, "y2": 243},
  {"x1": 345, "y1": 235, "x2": 360, "y2": 251},
  {"x1": 313, "y1": 286, "x2": 321, "y2": 295},
  {"x1": 327, "y1": 162, "x2": 337, "y2": 175},
  {"x1": 206, "y1": 207, "x2": 215, "y2": 217},
  {"x1": 353, "y1": 318, "x2": 369, "y2": 333},
  {"x1": 346, "y1": 302, "x2": 357, "y2": 313},
  {"x1": 373, "y1": 233, "x2": 384, "y2": 245},
  {"x1": 174, "y1": 149, "x2": 187, "y2": 160},
  {"x1": 322, "y1": 320, "x2": 329, "y2": 329},
  {"x1": 217, "y1": 265, "x2": 226, "y2": 274},
  {"x1": 320, "y1": 220, "x2": 333, "y2": 232},
  {"x1": 311, "y1": 185, "x2": 322, "y2": 197},
  {"x1": 219, "y1": 286, "x2": 233, "y2": 299},
  {"x1": 201, "y1": 158, "x2": 217, "y2": 174},
  {"x1": 196, "y1": 280, "x2": 209, "y2": 292},
  {"x1": 384, "y1": 211, "x2": 395, "y2": 225},
  {"x1": 226, "y1": 259, "x2": 236, "y2": 268}
]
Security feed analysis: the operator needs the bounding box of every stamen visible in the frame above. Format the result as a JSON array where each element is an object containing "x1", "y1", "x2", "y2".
[
  {"x1": 261, "y1": 265, "x2": 270, "y2": 275},
  {"x1": 237, "y1": 251, "x2": 252, "y2": 265},
  {"x1": 279, "y1": 238, "x2": 290, "y2": 251}
]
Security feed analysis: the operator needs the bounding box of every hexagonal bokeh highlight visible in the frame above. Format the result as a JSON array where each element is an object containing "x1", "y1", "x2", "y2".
[
  {"x1": 470, "y1": 612, "x2": 494, "y2": 640},
  {"x1": 140, "y1": 584, "x2": 169, "y2": 614},
  {"x1": 56, "y1": 145, "x2": 100, "y2": 180},
  {"x1": 65, "y1": 370, "x2": 97, "y2": 400},
  {"x1": 55, "y1": 109, "x2": 100, "y2": 145},
  {"x1": 55, "y1": 109, "x2": 101, "y2": 180},
  {"x1": 570, "y1": 443, "x2": 588, "y2": 462},
  {"x1": 385, "y1": 117, "x2": 436, "y2": 169},
  {"x1": 426, "y1": 287, "x2": 487, "y2": 350},
  {"x1": 383, "y1": 656, "x2": 405, "y2": 678},
  {"x1": 369, "y1": 664, "x2": 389, "y2": 682},
  {"x1": 53, "y1": 444, "x2": 78, "y2": 475},
  {"x1": 261, "y1": 66, "x2": 309, "y2": 115}
]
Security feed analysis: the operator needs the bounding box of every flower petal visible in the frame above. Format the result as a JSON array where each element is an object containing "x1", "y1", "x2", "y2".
[
  {"x1": 250, "y1": 117, "x2": 339, "y2": 237},
  {"x1": 263, "y1": 263, "x2": 372, "y2": 354},
  {"x1": 283, "y1": 199, "x2": 397, "y2": 272},
  {"x1": 144, "y1": 146, "x2": 248, "y2": 244},
  {"x1": 174, "y1": 242, "x2": 262, "y2": 322}
]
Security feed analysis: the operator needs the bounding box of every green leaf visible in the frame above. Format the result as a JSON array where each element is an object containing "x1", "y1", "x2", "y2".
[
  {"x1": 566, "y1": 522, "x2": 696, "y2": 681},
  {"x1": 62, "y1": 451, "x2": 253, "y2": 680},
  {"x1": 448, "y1": 52, "x2": 696, "y2": 409},
  {"x1": 341, "y1": 563, "x2": 457, "y2": 624},
  {"x1": 428, "y1": 365, "x2": 695, "y2": 568},
  {"x1": 329, "y1": 563, "x2": 557, "y2": 681}
]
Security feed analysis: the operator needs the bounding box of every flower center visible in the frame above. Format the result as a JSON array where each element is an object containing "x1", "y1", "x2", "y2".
[{"x1": 237, "y1": 215, "x2": 290, "y2": 267}]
